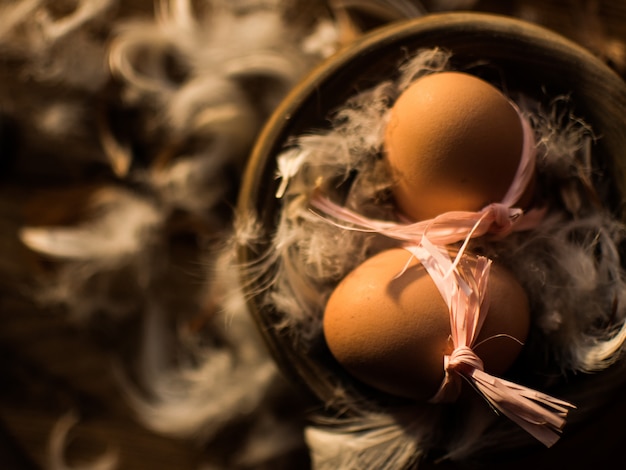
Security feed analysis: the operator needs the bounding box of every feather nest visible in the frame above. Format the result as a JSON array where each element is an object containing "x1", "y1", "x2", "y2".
[{"x1": 239, "y1": 47, "x2": 626, "y2": 466}]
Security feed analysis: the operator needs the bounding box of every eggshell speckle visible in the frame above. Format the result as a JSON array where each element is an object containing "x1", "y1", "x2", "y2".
[
  {"x1": 384, "y1": 72, "x2": 525, "y2": 221},
  {"x1": 323, "y1": 248, "x2": 530, "y2": 400}
]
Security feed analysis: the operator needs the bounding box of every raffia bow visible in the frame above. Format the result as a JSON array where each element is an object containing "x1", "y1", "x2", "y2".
[{"x1": 407, "y1": 240, "x2": 574, "y2": 448}]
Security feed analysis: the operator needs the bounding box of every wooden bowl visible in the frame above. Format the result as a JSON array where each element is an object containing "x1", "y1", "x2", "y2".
[{"x1": 237, "y1": 12, "x2": 626, "y2": 467}]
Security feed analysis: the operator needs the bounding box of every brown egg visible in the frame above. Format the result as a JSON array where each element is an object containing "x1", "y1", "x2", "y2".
[
  {"x1": 323, "y1": 248, "x2": 530, "y2": 400},
  {"x1": 384, "y1": 72, "x2": 526, "y2": 221}
]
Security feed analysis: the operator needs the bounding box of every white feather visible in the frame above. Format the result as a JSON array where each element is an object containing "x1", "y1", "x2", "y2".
[
  {"x1": 118, "y1": 246, "x2": 284, "y2": 443},
  {"x1": 149, "y1": 153, "x2": 231, "y2": 216},
  {"x1": 35, "y1": 0, "x2": 116, "y2": 42},
  {"x1": 0, "y1": 0, "x2": 115, "y2": 88},
  {"x1": 19, "y1": 189, "x2": 162, "y2": 262},
  {"x1": 119, "y1": 346, "x2": 279, "y2": 441},
  {"x1": 305, "y1": 407, "x2": 439, "y2": 470},
  {"x1": 302, "y1": 19, "x2": 342, "y2": 59},
  {"x1": 165, "y1": 74, "x2": 258, "y2": 148},
  {"x1": 47, "y1": 411, "x2": 119, "y2": 470}
]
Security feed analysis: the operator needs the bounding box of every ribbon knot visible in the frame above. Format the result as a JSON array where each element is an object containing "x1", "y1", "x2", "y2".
[
  {"x1": 430, "y1": 346, "x2": 485, "y2": 403},
  {"x1": 446, "y1": 345, "x2": 484, "y2": 373},
  {"x1": 486, "y1": 201, "x2": 517, "y2": 227}
]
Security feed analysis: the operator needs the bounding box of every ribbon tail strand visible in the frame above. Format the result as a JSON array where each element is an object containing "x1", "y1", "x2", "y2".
[{"x1": 470, "y1": 369, "x2": 576, "y2": 448}]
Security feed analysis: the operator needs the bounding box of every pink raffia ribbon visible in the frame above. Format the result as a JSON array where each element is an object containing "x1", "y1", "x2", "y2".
[
  {"x1": 310, "y1": 112, "x2": 545, "y2": 246},
  {"x1": 308, "y1": 108, "x2": 575, "y2": 446},
  {"x1": 406, "y1": 239, "x2": 574, "y2": 448}
]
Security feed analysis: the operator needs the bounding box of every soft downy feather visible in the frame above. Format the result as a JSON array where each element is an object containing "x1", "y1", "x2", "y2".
[
  {"x1": 0, "y1": 0, "x2": 116, "y2": 89},
  {"x1": 47, "y1": 411, "x2": 119, "y2": 470},
  {"x1": 20, "y1": 187, "x2": 163, "y2": 263},
  {"x1": 115, "y1": 239, "x2": 311, "y2": 468},
  {"x1": 0, "y1": 0, "x2": 120, "y2": 176},
  {"x1": 19, "y1": 187, "x2": 165, "y2": 321},
  {"x1": 305, "y1": 405, "x2": 442, "y2": 470},
  {"x1": 117, "y1": 248, "x2": 275, "y2": 440}
]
